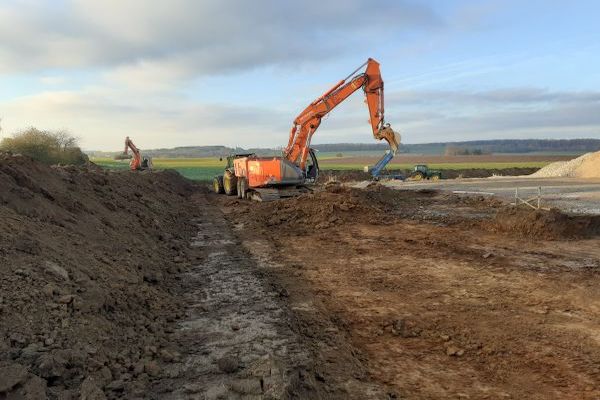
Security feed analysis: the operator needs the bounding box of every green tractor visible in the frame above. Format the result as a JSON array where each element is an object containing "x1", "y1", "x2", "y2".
[{"x1": 408, "y1": 164, "x2": 442, "y2": 181}]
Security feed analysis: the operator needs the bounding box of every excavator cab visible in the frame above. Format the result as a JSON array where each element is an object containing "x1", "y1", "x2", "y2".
[{"x1": 304, "y1": 148, "x2": 320, "y2": 182}]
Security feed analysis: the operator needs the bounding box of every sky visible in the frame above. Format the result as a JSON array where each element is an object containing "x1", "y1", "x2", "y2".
[{"x1": 1, "y1": 0, "x2": 599, "y2": 151}]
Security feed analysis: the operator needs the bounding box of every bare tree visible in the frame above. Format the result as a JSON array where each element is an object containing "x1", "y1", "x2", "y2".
[{"x1": 54, "y1": 130, "x2": 79, "y2": 150}]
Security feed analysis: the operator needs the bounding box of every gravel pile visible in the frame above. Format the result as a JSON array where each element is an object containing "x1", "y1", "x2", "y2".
[{"x1": 531, "y1": 151, "x2": 600, "y2": 178}]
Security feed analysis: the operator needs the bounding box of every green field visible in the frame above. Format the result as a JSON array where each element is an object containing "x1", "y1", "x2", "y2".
[
  {"x1": 91, "y1": 156, "x2": 553, "y2": 182},
  {"x1": 91, "y1": 157, "x2": 227, "y2": 181}
]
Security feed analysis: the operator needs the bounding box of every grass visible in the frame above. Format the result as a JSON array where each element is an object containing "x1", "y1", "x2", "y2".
[
  {"x1": 91, "y1": 157, "x2": 226, "y2": 181},
  {"x1": 91, "y1": 157, "x2": 552, "y2": 181}
]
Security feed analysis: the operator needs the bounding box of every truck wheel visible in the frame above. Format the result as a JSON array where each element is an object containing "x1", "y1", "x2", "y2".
[
  {"x1": 411, "y1": 172, "x2": 424, "y2": 181},
  {"x1": 430, "y1": 174, "x2": 440, "y2": 181},
  {"x1": 213, "y1": 176, "x2": 224, "y2": 194},
  {"x1": 239, "y1": 178, "x2": 248, "y2": 199},
  {"x1": 223, "y1": 171, "x2": 237, "y2": 196}
]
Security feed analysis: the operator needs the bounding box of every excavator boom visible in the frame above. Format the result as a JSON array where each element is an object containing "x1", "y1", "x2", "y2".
[{"x1": 284, "y1": 58, "x2": 400, "y2": 170}]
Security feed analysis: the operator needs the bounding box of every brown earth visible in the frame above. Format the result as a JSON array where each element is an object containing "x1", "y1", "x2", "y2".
[
  {"x1": 0, "y1": 154, "x2": 202, "y2": 399},
  {"x1": 217, "y1": 184, "x2": 600, "y2": 399},
  {"x1": 3, "y1": 153, "x2": 600, "y2": 399}
]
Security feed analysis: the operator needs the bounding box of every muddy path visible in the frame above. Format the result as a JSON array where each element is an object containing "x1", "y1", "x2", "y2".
[{"x1": 153, "y1": 193, "x2": 385, "y2": 399}]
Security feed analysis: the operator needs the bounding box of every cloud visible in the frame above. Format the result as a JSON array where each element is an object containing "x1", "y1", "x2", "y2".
[
  {"x1": 0, "y1": 0, "x2": 442, "y2": 80},
  {"x1": 0, "y1": 87, "x2": 290, "y2": 150}
]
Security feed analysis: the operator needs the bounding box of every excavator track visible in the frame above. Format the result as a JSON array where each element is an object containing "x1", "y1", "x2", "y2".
[{"x1": 248, "y1": 187, "x2": 311, "y2": 202}]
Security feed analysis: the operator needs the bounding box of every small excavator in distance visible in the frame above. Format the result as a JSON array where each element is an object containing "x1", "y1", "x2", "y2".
[
  {"x1": 213, "y1": 58, "x2": 401, "y2": 201},
  {"x1": 122, "y1": 136, "x2": 152, "y2": 171}
]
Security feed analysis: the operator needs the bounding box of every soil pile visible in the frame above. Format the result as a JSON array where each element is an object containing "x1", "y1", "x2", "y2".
[
  {"x1": 486, "y1": 207, "x2": 600, "y2": 240},
  {"x1": 0, "y1": 153, "x2": 198, "y2": 399},
  {"x1": 223, "y1": 183, "x2": 501, "y2": 232},
  {"x1": 531, "y1": 150, "x2": 600, "y2": 178}
]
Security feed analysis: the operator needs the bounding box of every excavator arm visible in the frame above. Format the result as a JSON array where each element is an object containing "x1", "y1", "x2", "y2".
[
  {"x1": 284, "y1": 58, "x2": 400, "y2": 170},
  {"x1": 124, "y1": 136, "x2": 142, "y2": 170}
]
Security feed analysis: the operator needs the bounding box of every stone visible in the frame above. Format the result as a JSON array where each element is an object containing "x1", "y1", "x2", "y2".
[
  {"x1": 446, "y1": 346, "x2": 465, "y2": 357},
  {"x1": 0, "y1": 363, "x2": 28, "y2": 392},
  {"x1": 22, "y1": 374, "x2": 47, "y2": 400},
  {"x1": 43, "y1": 261, "x2": 70, "y2": 281},
  {"x1": 80, "y1": 376, "x2": 107, "y2": 400},
  {"x1": 229, "y1": 378, "x2": 262, "y2": 395},
  {"x1": 58, "y1": 295, "x2": 74, "y2": 304},
  {"x1": 216, "y1": 356, "x2": 240, "y2": 373},
  {"x1": 37, "y1": 353, "x2": 67, "y2": 379},
  {"x1": 143, "y1": 361, "x2": 160, "y2": 377},
  {"x1": 106, "y1": 379, "x2": 125, "y2": 391}
]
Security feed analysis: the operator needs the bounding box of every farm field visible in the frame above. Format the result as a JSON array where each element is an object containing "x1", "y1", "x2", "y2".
[{"x1": 91, "y1": 153, "x2": 571, "y2": 180}]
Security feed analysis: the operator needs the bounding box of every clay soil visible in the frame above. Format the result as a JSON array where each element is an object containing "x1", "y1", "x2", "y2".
[
  {"x1": 217, "y1": 184, "x2": 600, "y2": 399},
  {"x1": 2, "y1": 153, "x2": 600, "y2": 399}
]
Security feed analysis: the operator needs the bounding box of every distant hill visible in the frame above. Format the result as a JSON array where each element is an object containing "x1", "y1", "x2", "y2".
[{"x1": 87, "y1": 138, "x2": 600, "y2": 158}]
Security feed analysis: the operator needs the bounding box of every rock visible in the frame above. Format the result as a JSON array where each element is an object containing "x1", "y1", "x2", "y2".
[
  {"x1": 37, "y1": 353, "x2": 67, "y2": 379},
  {"x1": 482, "y1": 252, "x2": 494, "y2": 259},
  {"x1": 43, "y1": 261, "x2": 70, "y2": 280},
  {"x1": 446, "y1": 345, "x2": 465, "y2": 357},
  {"x1": 391, "y1": 318, "x2": 419, "y2": 338},
  {"x1": 216, "y1": 356, "x2": 240, "y2": 373},
  {"x1": 159, "y1": 349, "x2": 175, "y2": 362},
  {"x1": 43, "y1": 283, "x2": 59, "y2": 297},
  {"x1": 106, "y1": 379, "x2": 125, "y2": 392},
  {"x1": 133, "y1": 360, "x2": 145, "y2": 376},
  {"x1": 229, "y1": 378, "x2": 262, "y2": 395},
  {"x1": 0, "y1": 363, "x2": 28, "y2": 392},
  {"x1": 58, "y1": 294, "x2": 75, "y2": 304},
  {"x1": 143, "y1": 360, "x2": 160, "y2": 377},
  {"x1": 80, "y1": 376, "x2": 107, "y2": 400},
  {"x1": 22, "y1": 374, "x2": 47, "y2": 400}
]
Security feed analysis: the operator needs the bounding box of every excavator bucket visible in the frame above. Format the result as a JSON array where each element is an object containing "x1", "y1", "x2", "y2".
[{"x1": 376, "y1": 125, "x2": 401, "y2": 154}]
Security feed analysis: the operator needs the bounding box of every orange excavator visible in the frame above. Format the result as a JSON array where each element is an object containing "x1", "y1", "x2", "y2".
[
  {"x1": 213, "y1": 58, "x2": 400, "y2": 201},
  {"x1": 123, "y1": 136, "x2": 152, "y2": 171}
]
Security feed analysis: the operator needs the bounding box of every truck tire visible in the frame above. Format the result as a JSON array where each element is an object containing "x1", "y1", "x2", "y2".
[
  {"x1": 239, "y1": 177, "x2": 248, "y2": 200},
  {"x1": 223, "y1": 171, "x2": 237, "y2": 196},
  {"x1": 236, "y1": 179, "x2": 242, "y2": 199},
  {"x1": 410, "y1": 172, "x2": 424, "y2": 181},
  {"x1": 213, "y1": 175, "x2": 224, "y2": 194}
]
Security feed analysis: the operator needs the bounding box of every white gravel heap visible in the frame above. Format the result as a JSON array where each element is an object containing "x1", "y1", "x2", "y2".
[{"x1": 531, "y1": 151, "x2": 600, "y2": 178}]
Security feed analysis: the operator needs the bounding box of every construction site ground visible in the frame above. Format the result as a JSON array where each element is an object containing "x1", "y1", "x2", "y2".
[
  {"x1": 1, "y1": 156, "x2": 599, "y2": 399},
  {"x1": 380, "y1": 176, "x2": 600, "y2": 214}
]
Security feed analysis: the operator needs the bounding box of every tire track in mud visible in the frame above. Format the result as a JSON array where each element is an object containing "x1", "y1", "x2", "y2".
[{"x1": 156, "y1": 195, "x2": 316, "y2": 399}]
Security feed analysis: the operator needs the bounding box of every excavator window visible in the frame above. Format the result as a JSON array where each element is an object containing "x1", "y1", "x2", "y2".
[{"x1": 305, "y1": 149, "x2": 320, "y2": 181}]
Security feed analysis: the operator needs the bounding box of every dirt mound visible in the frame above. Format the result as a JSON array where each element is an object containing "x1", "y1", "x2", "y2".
[
  {"x1": 0, "y1": 154, "x2": 199, "y2": 399},
  {"x1": 531, "y1": 150, "x2": 600, "y2": 178},
  {"x1": 221, "y1": 183, "x2": 502, "y2": 233},
  {"x1": 486, "y1": 207, "x2": 600, "y2": 240}
]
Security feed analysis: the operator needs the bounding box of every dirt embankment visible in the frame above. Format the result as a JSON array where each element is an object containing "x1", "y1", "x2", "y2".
[
  {"x1": 0, "y1": 154, "x2": 199, "y2": 399},
  {"x1": 487, "y1": 207, "x2": 600, "y2": 240}
]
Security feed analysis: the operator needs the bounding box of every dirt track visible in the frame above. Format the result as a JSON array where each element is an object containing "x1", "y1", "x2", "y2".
[
  {"x1": 2, "y1": 155, "x2": 600, "y2": 399},
  {"x1": 217, "y1": 185, "x2": 600, "y2": 399}
]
